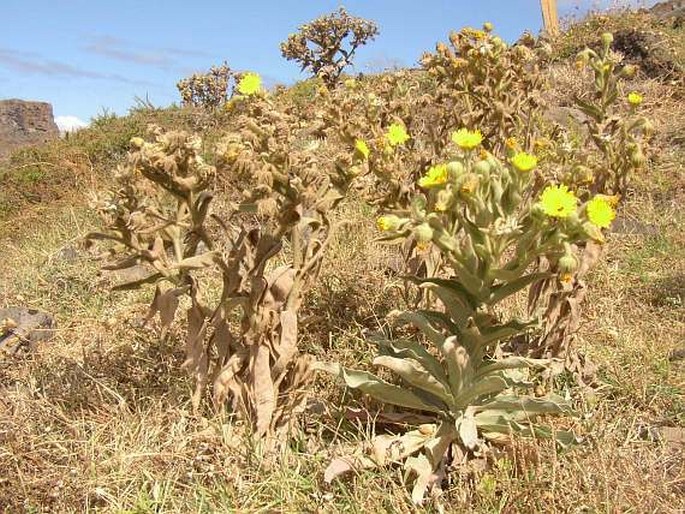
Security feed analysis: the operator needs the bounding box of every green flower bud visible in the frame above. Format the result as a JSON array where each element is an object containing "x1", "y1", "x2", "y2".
[
  {"x1": 434, "y1": 189, "x2": 453, "y2": 212},
  {"x1": 447, "y1": 160, "x2": 465, "y2": 178},
  {"x1": 558, "y1": 248, "x2": 579, "y2": 275},
  {"x1": 473, "y1": 159, "x2": 492, "y2": 176},
  {"x1": 413, "y1": 223, "x2": 434, "y2": 243},
  {"x1": 483, "y1": 22, "x2": 494, "y2": 33},
  {"x1": 629, "y1": 146, "x2": 646, "y2": 168},
  {"x1": 601, "y1": 32, "x2": 614, "y2": 48},
  {"x1": 620, "y1": 64, "x2": 637, "y2": 78}
]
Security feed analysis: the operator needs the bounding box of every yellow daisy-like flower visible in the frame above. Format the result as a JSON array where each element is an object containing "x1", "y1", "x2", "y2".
[
  {"x1": 385, "y1": 123, "x2": 410, "y2": 147},
  {"x1": 451, "y1": 128, "x2": 484, "y2": 150},
  {"x1": 376, "y1": 215, "x2": 400, "y2": 232},
  {"x1": 511, "y1": 152, "x2": 538, "y2": 172},
  {"x1": 539, "y1": 184, "x2": 578, "y2": 218},
  {"x1": 627, "y1": 91, "x2": 643, "y2": 106},
  {"x1": 418, "y1": 164, "x2": 448, "y2": 188},
  {"x1": 505, "y1": 137, "x2": 519, "y2": 150},
  {"x1": 586, "y1": 196, "x2": 616, "y2": 228},
  {"x1": 354, "y1": 139, "x2": 370, "y2": 160},
  {"x1": 237, "y1": 72, "x2": 262, "y2": 96}
]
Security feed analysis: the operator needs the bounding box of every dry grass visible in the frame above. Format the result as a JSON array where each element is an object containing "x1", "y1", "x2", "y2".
[{"x1": 1, "y1": 22, "x2": 684, "y2": 514}]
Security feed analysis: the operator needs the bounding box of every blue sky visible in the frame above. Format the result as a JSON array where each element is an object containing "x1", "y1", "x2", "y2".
[{"x1": 0, "y1": 1, "x2": 656, "y2": 128}]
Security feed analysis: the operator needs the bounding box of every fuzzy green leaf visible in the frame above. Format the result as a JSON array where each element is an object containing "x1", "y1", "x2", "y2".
[
  {"x1": 475, "y1": 357, "x2": 551, "y2": 381},
  {"x1": 338, "y1": 367, "x2": 444, "y2": 413},
  {"x1": 376, "y1": 338, "x2": 446, "y2": 387},
  {"x1": 394, "y1": 311, "x2": 447, "y2": 348},
  {"x1": 489, "y1": 272, "x2": 552, "y2": 305},
  {"x1": 373, "y1": 355, "x2": 453, "y2": 406}
]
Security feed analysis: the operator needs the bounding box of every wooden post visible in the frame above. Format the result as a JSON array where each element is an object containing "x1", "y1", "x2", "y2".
[{"x1": 540, "y1": 0, "x2": 560, "y2": 36}]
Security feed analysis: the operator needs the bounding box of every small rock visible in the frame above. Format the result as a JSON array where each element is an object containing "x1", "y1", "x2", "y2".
[
  {"x1": 0, "y1": 306, "x2": 56, "y2": 357},
  {"x1": 668, "y1": 348, "x2": 685, "y2": 361},
  {"x1": 56, "y1": 245, "x2": 81, "y2": 262}
]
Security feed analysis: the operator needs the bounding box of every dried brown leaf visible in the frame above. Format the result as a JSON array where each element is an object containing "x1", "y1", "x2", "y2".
[{"x1": 251, "y1": 343, "x2": 275, "y2": 437}]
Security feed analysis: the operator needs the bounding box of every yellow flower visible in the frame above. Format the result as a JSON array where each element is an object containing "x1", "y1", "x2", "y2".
[
  {"x1": 559, "y1": 272, "x2": 574, "y2": 284},
  {"x1": 354, "y1": 139, "x2": 370, "y2": 160},
  {"x1": 237, "y1": 72, "x2": 262, "y2": 96},
  {"x1": 418, "y1": 164, "x2": 448, "y2": 188},
  {"x1": 505, "y1": 137, "x2": 519, "y2": 150},
  {"x1": 376, "y1": 215, "x2": 400, "y2": 232},
  {"x1": 385, "y1": 123, "x2": 410, "y2": 147},
  {"x1": 511, "y1": 152, "x2": 538, "y2": 172},
  {"x1": 451, "y1": 128, "x2": 484, "y2": 150},
  {"x1": 460, "y1": 174, "x2": 480, "y2": 195},
  {"x1": 416, "y1": 241, "x2": 431, "y2": 253},
  {"x1": 627, "y1": 91, "x2": 643, "y2": 106},
  {"x1": 539, "y1": 184, "x2": 578, "y2": 218},
  {"x1": 586, "y1": 196, "x2": 616, "y2": 228}
]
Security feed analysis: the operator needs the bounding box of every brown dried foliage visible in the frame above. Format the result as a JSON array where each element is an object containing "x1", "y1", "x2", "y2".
[{"x1": 280, "y1": 7, "x2": 379, "y2": 87}]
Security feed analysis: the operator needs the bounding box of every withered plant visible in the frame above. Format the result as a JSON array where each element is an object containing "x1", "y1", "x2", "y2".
[
  {"x1": 90, "y1": 83, "x2": 358, "y2": 441},
  {"x1": 280, "y1": 7, "x2": 379, "y2": 87},
  {"x1": 177, "y1": 62, "x2": 233, "y2": 109}
]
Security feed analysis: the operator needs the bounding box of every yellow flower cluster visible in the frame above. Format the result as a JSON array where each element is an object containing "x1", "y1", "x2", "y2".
[
  {"x1": 586, "y1": 196, "x2": 616, "y2": 228},
  {"x1": 539, "y1": 185, "x2": 578, "y2": 218},
  {"x1": 510, "y1": 152, "x2": 538, "y2": 172},
  {"x1": 237, "y1": 72, "x2": 262, "y2": 96},
  {"x1": 385, "y1": 123, "x2": 410, "y2": 147},
  {"x1": 451, "y1": 128, "x2": 483, "y2": 150},
  {"x1": 418, "y1": 164, "x2": 448, "y2": 188},
  {"x1": 627, "y1": 91, "x2": 643, "y2": 106},
  {"x1": 355, "y1": 139, "x2": 370, "y2": 160}
]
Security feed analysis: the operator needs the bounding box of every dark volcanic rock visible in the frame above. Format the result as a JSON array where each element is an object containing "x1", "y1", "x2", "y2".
[{"x1": 0, "y1": 99, "x2": 59, "y2": 159}]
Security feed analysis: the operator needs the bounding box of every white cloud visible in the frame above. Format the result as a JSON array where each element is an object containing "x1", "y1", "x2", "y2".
[{"x1": 55, "y1": 115, "x2": 89, "y2": 133}]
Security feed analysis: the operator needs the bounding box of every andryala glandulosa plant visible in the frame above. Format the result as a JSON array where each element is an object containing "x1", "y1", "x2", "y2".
[
  {"x1": 280, "y1": 7, "x2": 379, "y2": 87},
  {"x1": 91, "y1": 73, "x2": 359, "y2": 441},
  {"x1": 176, "y1": 62, "x2": 233, "y2": 109},
  {"x1": 323, "y1": 129, "x2": 618, "y2": 503},
  {"x1": 524, "y1": 32, "x2": 651, "y2": 361}
]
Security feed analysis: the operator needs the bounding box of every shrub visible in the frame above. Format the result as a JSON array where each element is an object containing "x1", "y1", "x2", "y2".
[
  {"x1": 176, "y1": 62, "x2": 233, "y2": 109},
  {"x1": 323, "y1": 129, "x2": 614, "y2": 503},
  {"x1": 89, "y1": 77, "x2": 360, "y2": 441},
  {"x1": 280, "y1": 7, "x2": 379, "y2": 87}
]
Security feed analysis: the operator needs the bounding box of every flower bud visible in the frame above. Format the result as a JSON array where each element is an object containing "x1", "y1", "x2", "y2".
[
  {"x1": 629, "y1": 146, "x2": 646, "y2": 168},
  {"x1": 130, "y1": 137, "x2": 145, "y2": 149},
  {"x1": 413, "y1": 223, "x2": 434, "y2": 243},
  {"x1": 601, "y1": 32, "x2": 614, "y2": 48},
  {"x1": 558, "y1": 251, "x2": 579, "y2": 275},
  {"x1": 473, "y1": 159, "x2": 491, "y2": 176},
  {"x1": 483, "y1": 22, "x2": 494, "y2": 32},
  {"x1": 434, "y1": 189, "x2": 453, "y2": 212},
  {"x1": 447, "y1": 160, "x2": 465, "y2": 178},
  {"x1": 376, "y1": 215, "x2": 401, "y2": 232},
  {"x1": 621, "y1": 64, "x2": 637, "y2": 78}
]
